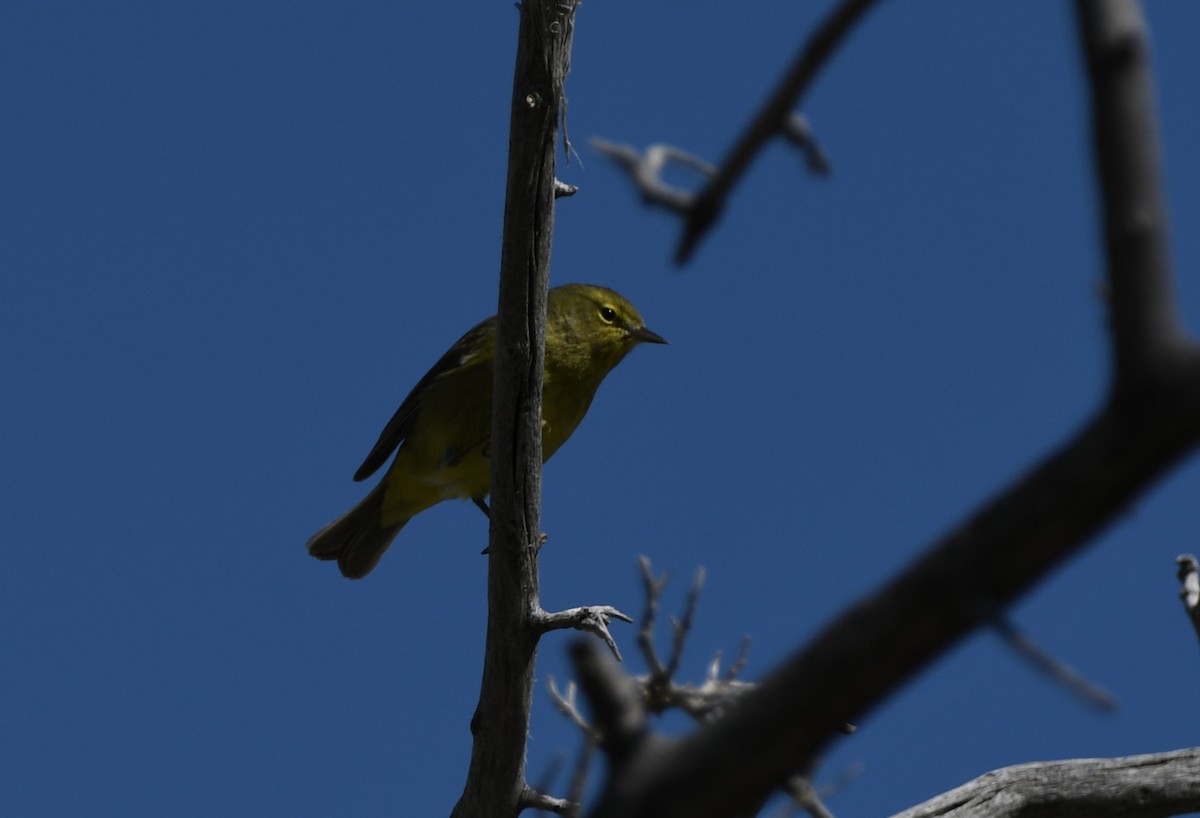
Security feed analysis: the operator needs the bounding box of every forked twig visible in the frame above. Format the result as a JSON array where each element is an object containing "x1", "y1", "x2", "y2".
[{"x1": 536, "y1": 605, "x2": 633, "y2": 662}]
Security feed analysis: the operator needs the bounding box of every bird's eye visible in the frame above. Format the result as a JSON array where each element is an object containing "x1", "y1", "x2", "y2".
[{"x1": 599, "y1": 306, "x2": 617, "y2": 323}]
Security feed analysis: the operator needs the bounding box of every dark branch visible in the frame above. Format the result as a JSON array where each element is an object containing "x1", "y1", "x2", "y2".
[
  {"x1": 990, "y1": 617, "x2": 1117, "y2": 713},
  {"x1": 572, "y1": 640, "x2": 657, "y2": 768},
  {"x1": 580, "y1": 4, "x2": 1200, "y2": 816},
  {"x1": 676, "y1": 0, "x2": 881, "y2": 263},
  {"x1": 1077, "y1": 0, "x2": 1187, "y2": 383}
]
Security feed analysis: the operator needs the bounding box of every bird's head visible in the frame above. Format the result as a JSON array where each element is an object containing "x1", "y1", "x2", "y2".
[{"x1": 551, "y1": 283, "x2": 665, "y2": 370}]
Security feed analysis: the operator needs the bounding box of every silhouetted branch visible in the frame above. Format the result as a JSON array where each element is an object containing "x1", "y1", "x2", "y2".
[
  {"x1": 673, "y1": 0, "x2": 881, "y2": 262},
  {"x1": 579, "y1": 4, "x2": 1200, "y2": 816},
  {"x1": 991, "y1": 617, "x2": 1117, "y2": 712},
  {"x1": 1077, "y1": 0, "x2": 1187, "y2": 380},
  {"x1": 778, "y1": 774, "x2": 836, "y2": 818},
  {"x1": 594, "y1": 0, "x2": 868, "y2": 263},
  {"x1": 571, "y1": 640, "x2": 655, "y2": 767}
]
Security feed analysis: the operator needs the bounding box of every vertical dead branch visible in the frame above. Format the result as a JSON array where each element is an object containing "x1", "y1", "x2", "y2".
[{"x1": 450, "y1": 2, "x2": 578, "y2": 816}]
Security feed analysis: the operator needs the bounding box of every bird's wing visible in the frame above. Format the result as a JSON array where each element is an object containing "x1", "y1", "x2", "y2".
[{"x1": 353, "y1": 319, "x2": 494, "y2": 481}]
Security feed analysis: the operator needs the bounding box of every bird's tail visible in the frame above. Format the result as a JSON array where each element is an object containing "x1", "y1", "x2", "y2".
[{"x1": 306, "y1": 482, "x2": 407, "y2": 579}]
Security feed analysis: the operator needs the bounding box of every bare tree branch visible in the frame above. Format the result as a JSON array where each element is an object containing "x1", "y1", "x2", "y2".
[
  {"x1": 578, "y1": 4, "x2": 1200, "y2": 815},
  {"x1": 535, "y1": 605, "x2": 633, "y2": 661},
  {"x1": 451, "y1": 2, "x2": 578, "y2": 816},
  {"x1": 675, "y1": 0, "x2": 880, "y2": 263},
  {"x1": 721, "y1": 637, "x2": 752, "y2": 682},
  {"x1": 566, "y1": 739, "x2": 597, "y2": 818},
  {"x1": 990, "y1": 617, "x2": 1117, "y2": 713},
  {"x1": 554, "y1": 178, "x2": 579, "y2": 199},
  {"x1": 779, "y1": 774, "x2": 837, "y2": 818},
  {"x1": 1077, "y1": 0, "x2": 1187, "y2": 381},
  {"x1": 1175, "y1": 554, "x2": 1200, "y2": 644},
  {"x1": 522, "y1": 786, "x2": 572, "y2": 816},
  {"x1": 547, "y1": 677, "x2": 597, "y2": 736},
  {"x1": 630, "y1": 560, "x2": 754, "y2": 722},
  {"x1": 636, "y1": 555, "x2": 671, "y2": 678},
  {"x1": 781, "y1": 113, "x2": 832, "y2": 175},
  {"x1": 891, "y1": 748, "x2": 1200, "y2": 818},
  {"x1": 590, "y1": 139, "x2": 716, "y2": 215},
  {"x1": 591, "y1": 115, "x2": 830, "y2": 222},
  {"x1": 592, "y1": 1, "x2": 869, "y2": 263},
  {"x1": 664, "y1": 566, "x2": 705, "y2": 682},
  {"x1": 571, "y1": 639, "x2": 658, "y2": 768}
]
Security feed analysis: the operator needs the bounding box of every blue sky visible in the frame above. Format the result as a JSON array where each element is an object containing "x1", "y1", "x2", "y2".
[{"x1": 5, "y1": 2, "x2": 1200, "y2": 816}]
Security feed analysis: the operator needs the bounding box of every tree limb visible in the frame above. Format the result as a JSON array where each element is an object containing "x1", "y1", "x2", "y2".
[
  {"x1": 581, "y1": 3, "x2": 1200, "y2": 815},
  {"x1": 675, "y1": 0, "x2": 881, "y2": 263},
  {"x1": 535, "y1": 605, "x2": 633, "y2": 661},
  {"x1": 450, "y1": 2, "x2": 578, "y2": 816},
  {"x1": 1077, "y1": 0, "x2": 1187, "y2": 383},
  {"x1": 891, "y1": 748, "x2": 1200, "y2": 818}
]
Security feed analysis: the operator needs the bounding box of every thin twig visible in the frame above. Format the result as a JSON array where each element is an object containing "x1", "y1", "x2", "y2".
[
  {"x1": 991, "y1": 617, "x2": 1118, "y2": 713},
  {"x1": 781, "y1": 113, "x2": 832, "y2": 175},
  {"x1": 526, "y1": 754, "x2": 566, "y2": 815},
  {"x1": 637, "y1": 556, "x2": 670, "y2": 677},
  {"x1": 566, "y1": 736, "x2": 597, "y2": 818},
  {"x1": 724, "y1": 636, "x2": 752, "y2": 682},
  {"x1": 547, "y1": 677, "x2": 594, "y2": 735},
  {"x1": 664, "y1": 567, "x2": 706, "y2": 681}
]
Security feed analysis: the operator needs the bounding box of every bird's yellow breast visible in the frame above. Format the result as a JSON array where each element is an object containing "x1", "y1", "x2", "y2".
[{"x1": 378, "y1": 366, "x2": 603, "y2": 526}]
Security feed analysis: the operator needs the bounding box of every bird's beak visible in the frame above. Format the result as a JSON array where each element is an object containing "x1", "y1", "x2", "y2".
[{"x1": 630, "y1": 325, "x2": 668, "y2": 345}]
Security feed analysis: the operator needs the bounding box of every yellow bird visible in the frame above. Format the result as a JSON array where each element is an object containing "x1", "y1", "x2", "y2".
[{"x1": 307, "y1": 283, "x2": 666, "y2": 578}]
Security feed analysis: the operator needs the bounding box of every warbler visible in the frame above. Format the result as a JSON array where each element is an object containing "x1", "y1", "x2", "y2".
[{"x1": 307, "y1": 283, "x2": 666, "y2": 579}]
